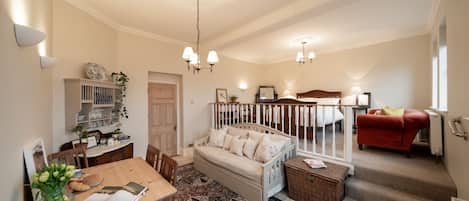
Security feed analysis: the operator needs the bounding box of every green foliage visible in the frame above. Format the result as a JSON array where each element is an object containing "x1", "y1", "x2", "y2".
[
  {"x1": 112, "y1": 72, "x2": 129, "y2": 119},
  {"x1": 31, "y1": 164, "x2": 75, "y2": 201},
  {"x1": 229, "y1": 95, "x2": 238, "y2": 102},
  {"x1": 72, "y1": 124, "x2": 88, "y2": 138}
]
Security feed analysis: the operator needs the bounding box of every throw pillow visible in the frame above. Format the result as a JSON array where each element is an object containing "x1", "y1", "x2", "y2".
[
  {"x1": 243, "y1": 138, "x2": 259, "y2": 159},
  {"x1": 223, "y1": 135, "x2": 237, "y2": 150},
  {"x1": 208, "y1": 128, "x2": 226, "y2": 147},
  {"x1": 253, "y1": 135, "x2": 274, "y2": 163},
  {"x1": 230, "y1": 138, "x2": 246, "y2": 156},
  {"x1": 254, "y1": 135, "x2": 289, "y2": 163},
  {"x1": 248, "y1": 131, "x2": 265, "y2": 143},
  {"x1": 382, "y1": 106, "x2": 405, "y2": 117},
  {"x1": 226, "y1": 126, "x2": 249, "y2": 138}
]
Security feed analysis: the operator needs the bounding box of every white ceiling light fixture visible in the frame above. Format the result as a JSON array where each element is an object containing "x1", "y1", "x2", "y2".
[
  {"x1": 296, "y1": 40, "x2": 316, "y2": 64},
  {"x1": 182, "y1": 0, "x2": 219, "y2": 74},
  {"x1": 14, "y1": 24, "x2": 46, "y2": 47}
]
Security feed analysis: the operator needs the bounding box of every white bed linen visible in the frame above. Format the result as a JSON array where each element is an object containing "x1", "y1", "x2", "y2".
[{"x1": 267, "y1": 106, "x2": 343, "y2": 127}]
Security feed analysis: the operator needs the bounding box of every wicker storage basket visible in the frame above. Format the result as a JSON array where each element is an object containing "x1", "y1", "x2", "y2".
[{"x1": 285, "y1": 156, "x2": 349, "y2": 201}]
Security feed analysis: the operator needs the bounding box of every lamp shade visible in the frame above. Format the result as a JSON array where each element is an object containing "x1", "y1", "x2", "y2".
[
  {"x1": 308, "y1": 52, "x2": 316, "y2": 60},
  {"x1": 207, "y1": 50, "x2": 219, "y2": 64},
  {"x1": 14, "y1": 24, "x2": 46, "y2": 47},
  {"x1": 296, "y1": 51, "x2": 304, "y2": 63},
  {"x1": 189, "y1": 53, "x2": 199, "y2": 65},
  {"x1": 358, "y1": 94, "x2": 369, "y2": 106},
  {"x1": 182, "y1": 47, "x2": 194, "y2": 61}
]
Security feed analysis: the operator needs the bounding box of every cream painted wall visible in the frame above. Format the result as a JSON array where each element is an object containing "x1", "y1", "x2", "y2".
[
  {"x1": 259, "y1": 34, "x2": 431, "y2": 110},
  {"x1": 116, "y1": 31, "x2": 262, "y2": 158},
  {"x1": 51, "y1": 0, "x2": 117, "y2": 151},
  {"x1": 49, "y1": 1, "x2": 262, "y2": 158},
  {"x1": 433, "y1": 0, "x2": 469, "y2": 198},
  {"x1": 0, "y1": 0, "x2": 52, "y2": 200}
]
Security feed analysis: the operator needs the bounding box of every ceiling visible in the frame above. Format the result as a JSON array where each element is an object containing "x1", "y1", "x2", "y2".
[{"x1": 65, "y1": 0, "x2": 437, "y2": 64}]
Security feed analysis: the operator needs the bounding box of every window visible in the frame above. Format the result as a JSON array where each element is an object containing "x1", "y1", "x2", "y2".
[
  {"x1": 432, "y1": 21, "x2": 447, "y2": 111},
  {"x1": 432, "y1": 44, "x2": 438, "y2": 109}
]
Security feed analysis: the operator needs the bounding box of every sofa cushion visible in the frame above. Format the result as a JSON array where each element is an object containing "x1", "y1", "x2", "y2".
[
  {"x1": 383, "y1": 106, "x2": 405, "y2": 117},
  {"x1": 270, "y1": 134, "x2": 291, "y2": 147},
  {"x1": 226, "y1": 126, "x2": 249, "y2": 138},
  {"x1": 223, "y1": 134, "x2": 236, "y2": 150},
  {"x1": 196, "y1": 146, "x2": 263, "y2": 183},
  {"x1": 208, "y1": 128, "x2": 226, "y2": 147},
  {"x1": 243, "y1": 138, "x2": 259, "y2": 159},
  {"x1": 248, "y1": 131, "x2": 265, "y2": 143},
  {"x1": 254, "y1": 135, "x2": 288, "y2": 163},
  {"x1": 230, "y1": 137, "x2": 246, "y2": 156}
]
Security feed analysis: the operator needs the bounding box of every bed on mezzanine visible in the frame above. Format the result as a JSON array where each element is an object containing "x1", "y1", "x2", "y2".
[{"x1": 261, "y1": 90, "x2": 344, "y2": 141}]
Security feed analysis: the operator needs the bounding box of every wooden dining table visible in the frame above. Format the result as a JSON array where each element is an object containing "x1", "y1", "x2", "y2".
[{"x1": 74, "y1": 157, "x2": 177, "y2": 201}]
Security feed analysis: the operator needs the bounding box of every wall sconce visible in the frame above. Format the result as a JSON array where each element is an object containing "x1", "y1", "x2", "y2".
[
  {"x1": 239, "y1": 82, "x2": 248, "y2": 91},
  {"x1": 14, "y1": 24, "x2": 46, "y2": 47},
  {"x1": 40, "y1": 56, "x2": 56, "y2": 69},
  {"x1": 351, "y1": 86, "x2": 362, "y2": 95}
]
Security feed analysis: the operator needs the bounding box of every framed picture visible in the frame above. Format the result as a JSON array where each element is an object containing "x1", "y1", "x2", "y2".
[
  {"x1": 256, "y1": 85, "x2": 278, "y2": 103},
  {"x1": 87, "y1": 136, "x2": 98, "y2": 148},
  {"x1": 216, "y1": 88, "x2": 228, "y2": 103},
  {"x1": 23, "y1": 139, "x2": 48, "y2": 200}
]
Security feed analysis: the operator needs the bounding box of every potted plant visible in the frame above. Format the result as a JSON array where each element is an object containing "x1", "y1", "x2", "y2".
[
  {"x1": 72, "y1": 124, "x2": 88, "y2": 143},
  {"x1": 111, "y1": 72, "x2": 129, "y2": 119},
  {"x1": 229, "y1": 95, "x2": 238, "y2": 103},
  {"x1": 31, "y1": 164, "x2": 75, "y2": 201}
]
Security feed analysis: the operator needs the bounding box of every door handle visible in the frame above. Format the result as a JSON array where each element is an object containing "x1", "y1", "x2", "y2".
[
  {"x1": 448, "y1": 117, "x2": 468, "y2": 140},
  {"x1": 174, "y1": 125, "x2": 177, "y2": 131}
]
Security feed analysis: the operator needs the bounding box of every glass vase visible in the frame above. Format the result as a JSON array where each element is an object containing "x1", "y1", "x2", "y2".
[
  {"x1": 41, "y1": 188, "x2": 73, "y2": 201},
  {"x1": 42, "y1": 190, "x2": 64, "y2": 201}
]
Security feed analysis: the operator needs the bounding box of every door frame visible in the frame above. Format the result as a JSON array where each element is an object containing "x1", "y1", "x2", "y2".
[{"x1": 148, "y1": 81, "x2": 181, "y2": 155}]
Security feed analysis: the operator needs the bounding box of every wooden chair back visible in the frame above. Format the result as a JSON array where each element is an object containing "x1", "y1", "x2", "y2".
[
  {"x1": 159, "y1": 154, "x2": 178, "y2": 185},
  {"x1": 47, "y1": 145, "x2": 88, "y2": 169},
  {"x1": 146, "y1": 144, "x2": 161, "y2": 170}
]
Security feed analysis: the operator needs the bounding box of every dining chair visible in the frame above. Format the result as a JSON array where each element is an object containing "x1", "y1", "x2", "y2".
[
  {"x1": 146, "y1": 144, "x2": 161, "y2": 170},
  {"x1": 160, "y1": 154, "x2": 178, "y2": 185},
  {"x1": 47, "y1": 145, "x2": 88, "y2": 169}
]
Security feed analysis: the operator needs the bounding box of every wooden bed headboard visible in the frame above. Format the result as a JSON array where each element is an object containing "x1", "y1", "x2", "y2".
[{"x1": 296, "y1": 90, "x2": 342, "y2": 99}]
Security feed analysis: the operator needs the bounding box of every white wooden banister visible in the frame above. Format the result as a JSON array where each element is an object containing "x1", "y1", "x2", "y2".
[{"x1": 210, "y1": 102, "x2": 355, "y2": 172}]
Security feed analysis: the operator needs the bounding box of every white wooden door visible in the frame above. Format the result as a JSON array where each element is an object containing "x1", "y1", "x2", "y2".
[{"x1": 148, "y1": 83, "x2": 177, "y2": 156}]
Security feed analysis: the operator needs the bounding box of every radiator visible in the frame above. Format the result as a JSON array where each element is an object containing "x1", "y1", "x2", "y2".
[{"x1": 424, "y1": 109, "x2": 443, "y2": 156}]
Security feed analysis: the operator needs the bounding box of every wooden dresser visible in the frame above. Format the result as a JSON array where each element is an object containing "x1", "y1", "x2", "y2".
[
  {"x1": 61, "y1": 141, "x2": 134, "y2": 167},
  {"x1": 85, "y1": 141, "x2": 133, "y2": 167}
]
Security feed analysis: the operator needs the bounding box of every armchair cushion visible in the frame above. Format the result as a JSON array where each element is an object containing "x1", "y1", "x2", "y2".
[
  {"x1": 357, "y1": 114, "x2": 404, "y2": 129},
  {"x1": 382, "y1": 106, "x2": 405, "y2": 116}
]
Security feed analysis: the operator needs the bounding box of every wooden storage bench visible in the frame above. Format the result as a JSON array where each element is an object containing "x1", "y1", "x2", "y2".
[{"x1": 285, "y1": 156, "x2": 349, "y2": 201}]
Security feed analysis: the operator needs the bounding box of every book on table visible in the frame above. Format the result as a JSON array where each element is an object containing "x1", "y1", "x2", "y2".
[{"x1": 84, "y1": 182, "x2": 148, "y2": 201}]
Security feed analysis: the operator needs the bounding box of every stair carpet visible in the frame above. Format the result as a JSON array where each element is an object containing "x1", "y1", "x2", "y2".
[{"x1": 344, "y1": 164, "x2": 457, "y2": 201}]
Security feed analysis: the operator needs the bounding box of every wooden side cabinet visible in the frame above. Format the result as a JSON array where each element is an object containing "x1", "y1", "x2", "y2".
[{"x1": 84, "y1": 142, "x2": 133, "y2": 167}]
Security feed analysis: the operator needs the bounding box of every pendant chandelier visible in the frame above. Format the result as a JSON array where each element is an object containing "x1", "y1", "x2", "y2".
[
  {"x1": 182, "y1": 0, "x2": 219, "y2": 74},
  {"x1": 296, "y1": 41, "x2": 316, "y2": 64}
]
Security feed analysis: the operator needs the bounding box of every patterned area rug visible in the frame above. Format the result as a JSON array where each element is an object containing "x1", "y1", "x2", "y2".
[{"x1": 174, "y1": 165, "x2": 284, "y2": 201}]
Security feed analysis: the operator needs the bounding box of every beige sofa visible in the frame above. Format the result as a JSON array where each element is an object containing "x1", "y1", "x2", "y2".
[{"x1": 194, "y1": 123, "x2": 297, "y2": 201}]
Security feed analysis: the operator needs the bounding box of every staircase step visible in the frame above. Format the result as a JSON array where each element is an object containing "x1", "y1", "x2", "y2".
[
  {"x1": 353, "y1": 164, "x2": 456, "y2": 201},
  {"x1": 346, "y1": 178, "x2": 433, "y2": 201}
]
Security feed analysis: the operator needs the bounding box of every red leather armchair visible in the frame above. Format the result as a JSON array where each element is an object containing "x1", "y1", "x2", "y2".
[{"x1": 357, "y1": 109, "x2": 429, "y2": 153}]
